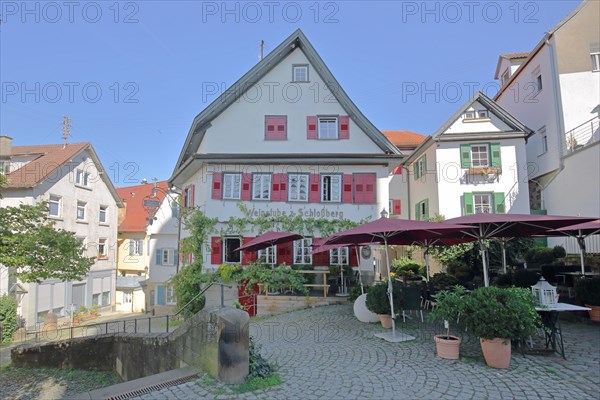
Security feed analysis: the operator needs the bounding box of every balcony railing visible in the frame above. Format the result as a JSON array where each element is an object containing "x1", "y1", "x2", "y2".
[{"x1": 563, "y1": 116, "x2": 599, "y2": 155}]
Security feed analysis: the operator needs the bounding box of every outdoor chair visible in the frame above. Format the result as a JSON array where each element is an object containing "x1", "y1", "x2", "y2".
[{"x1": 401, "y1": 286, "x2": 424, "y2": 323}]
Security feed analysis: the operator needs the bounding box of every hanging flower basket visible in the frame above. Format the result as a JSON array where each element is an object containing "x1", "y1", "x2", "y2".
[{"x1": 467, "y1": 167, "x2": 502, "y2": 177}]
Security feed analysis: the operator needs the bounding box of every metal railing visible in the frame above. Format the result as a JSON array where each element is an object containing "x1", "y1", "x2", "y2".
[{"x1": 563, "y1": 116, "x2": 599, "y2": 155}]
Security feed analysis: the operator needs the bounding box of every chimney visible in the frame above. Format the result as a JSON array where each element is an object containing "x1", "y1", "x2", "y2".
[{"x1": 0, "y1": 136, "x2": 12, "y2": 158}]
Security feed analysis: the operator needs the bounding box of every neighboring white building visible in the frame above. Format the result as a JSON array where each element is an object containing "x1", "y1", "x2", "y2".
[
  {"x1": 402, "y1": 92, "x2": 531, "y2": 219},
  {"x1": 493, "y1": 0, "x2": 600, "y2": 252},
  {"x1": 0, "y1": 136, "x2": 123, "y2": 327},
  {"x1": 169, "y1": 29, "x2": 402, "y2": 278}
]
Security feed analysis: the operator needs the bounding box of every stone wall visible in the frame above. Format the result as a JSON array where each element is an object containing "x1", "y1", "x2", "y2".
[{"x1": 11, "y1": 306, "x2": 249, "y2": 384}]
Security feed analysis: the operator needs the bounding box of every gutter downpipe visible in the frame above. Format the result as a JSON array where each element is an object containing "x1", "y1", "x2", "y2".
[{"x1": 546, "y1": 33, "x2": 567, "y2": 184}]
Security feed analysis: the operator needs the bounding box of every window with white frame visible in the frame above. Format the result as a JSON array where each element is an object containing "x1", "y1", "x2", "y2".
[
  {"x1": 293, "y1": 238, "x2": 312, "y2": 265},
  {"x1": 471, "y1": 145, "x2": 489, "y2": 167},
  {"x1": 592, "y1": 52, "x2": 600, "y2": 72},
  {"x1": 288, "y1": 174, "x2": 309, "y2": 202},
  {"x1": 162, "y1": 248, "x2": 175, "y2": 266},
  {"x1": 0, "y1": 160, "x2": 10, "y2": 173},
  {"x1": 477, "y1": 110, "x2": 489, "y2": 119},
  {"x1": 464, "y1": 110, "x2": 489, "y2": 120},
  {"x1": 48, "y1": 195, "x2": 61, "y2": 217},
  {"x1": 99, "y1": 205, "x2": 108, "y2": 223},
  {"x1": 123, "y1": 292, "x2": 133, "y2": 304},
  {"x1": 130, "y1": 239, "x2": 143, "y2": 256},
  {"x1": 464, "y1": 110, "x2": 476, "y2": 120},
  {"x1": 75, "y1": 169, "x2": 90, "y2": 187},
  {"x1": 183, "y1": 186, "x2": 193, "y2": 208},
  {"x1": 257, "y1": 245, "x2": 276, "y2": 265},
  {"x1": 166, "y1": 285, "x2": 176, "y2": 304},
  {"x1": 318, "y1": 117, "x2": 338, "y2": 139},
  {"x1": 474, "y1": 193, "x2": 493, "y2": 214},
  {"x1": 252, "y1": 174, "x2": 271, "y2": 201},
  {"x1": 76, "y1": 201, "x2": 86, "y2": 221},
  {"x1": 539, "y1": 126, "x2": 548, "y2": 155},
  {"x1": 98, "y1": 238, "x2": 107, "y2": 258},
  {"x1": 330, "y1": 247, "x2": 349, "y2": 266},
  {"x1": 415, "y1": 156, "x2": 426, "y2": 179},
  {"x1": 321, "y1": 174, "x2": 341, "y2": 202},
  {"x1": 292, "y1": 65, "x2": 309, "y2": 82},
  {"x1": 223, "y1": 237, "x2": 241, "y2": 264},
  {"x1": 102, "y1": 291, "x2": 110, "y2": 305},
  {"x1": 223, "y1": 173, "x2": 242, "y2": 200}
]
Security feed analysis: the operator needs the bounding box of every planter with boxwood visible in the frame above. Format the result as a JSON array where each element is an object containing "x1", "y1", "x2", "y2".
[
  {"x1": 575, "y1": 278, "x2": 600, "y2": 321},
  {"x1": 460, "y1": 286, "x2": 540, "y2": 368},
  {"x1": 366, "y1": 282, "x2": 403, "y2": 328}
]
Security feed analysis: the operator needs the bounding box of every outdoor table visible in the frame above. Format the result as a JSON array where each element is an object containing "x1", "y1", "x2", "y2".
[
  {"x1": 298, "y1": 270, "x2": 329, "y2": 299},
  {"x1": 535, "y1": 303, "x2": 591, "y2": 359}
]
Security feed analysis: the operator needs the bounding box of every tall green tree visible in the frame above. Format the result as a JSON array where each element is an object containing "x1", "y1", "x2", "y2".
[{"x1": 0, "y1": 203, "x2": 95, "y2": 283}]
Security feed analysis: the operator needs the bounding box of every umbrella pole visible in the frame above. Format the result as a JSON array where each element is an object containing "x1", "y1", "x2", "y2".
[
  {"x1": 479, "y1": 230, "x2": 490, "y2": 287},
  {"x1": 355, "y1": 246, "x2": 364, "y2": 295},
  {"x1": 577, "y1": 230, "x2": 586, "y2": 275},
  {"x1": 500, "y1": 239, "x2": 507, "y2": 274},
  {"x1": 384, "y1": 238, "x2": 396, "y2": 338},
  {"x1": 424, "y1": 246, "x2": 430, "y2": 283}
]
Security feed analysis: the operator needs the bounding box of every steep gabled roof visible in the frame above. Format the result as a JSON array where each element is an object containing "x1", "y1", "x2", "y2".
[
  {"x1": 5, "y1": 142, "x2": 123, "y2": 207},
  {"x1": 171, "y1": 29, "x2": 400, "y2": 179},
  {"x1": 116, "y1": 181, "x2": 168, "y2": 232},
  {"x1": 404, "y1": 91, "x2": 533, "y2": 164}
]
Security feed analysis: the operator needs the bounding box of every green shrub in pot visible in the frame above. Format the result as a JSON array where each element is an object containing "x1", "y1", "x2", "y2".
[{"x1": 366, "y1": 282, "x2": 403, "y2": 315}]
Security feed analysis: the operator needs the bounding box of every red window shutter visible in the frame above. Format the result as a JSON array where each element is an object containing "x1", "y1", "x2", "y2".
[
  {"x1": 210, "y1": 237, "x2": 222, "y2": 265},
  {"x1": 211, "y1": 172, "x2": 222, "y2": 200},
  {"x1": 342, "y1": 174, "x2": 353, "y2": 203},
  {"x1": 307, "y1": 116, "x2": 317, "y2": 139},
  {"x1": 271, "y1": 173, "x2": 287, "y2": 202},
  {"x1": 393, "y1": 199, "x2": 401, "y2": 215},
  {"x1": 179, "y1": 252, "x2": 183, "y2": 265},
  {"x1": 241, "y1": 173, "x2": 252, "y2": 201},
  {"x1": 338, "y1": 115, "x2": 350, "y2": 139},
  {"x1": 190, "y1": 184, "x2": 195, "y2": 207},
  {"x1": 354, "y1": 174, "x2": 376, "y2": 204},
  {"x1": 266, "y1": 116, "x2": 286, "y2": 140},
  {"x1": 241, "y1": 237, "x2": 256, "y2": 265},
  {"x1": 309, "y1": 174, "x2": 320, "y2": 203},
  {"x1": 278, "y1": 242, "x2": 293, "y2": 266},
  {"x1": 187, "y1": 253, "x2": 193, "y2": 264},
  {"x1": 350, "y1": 247, "x2": 358, "y2": 267}
]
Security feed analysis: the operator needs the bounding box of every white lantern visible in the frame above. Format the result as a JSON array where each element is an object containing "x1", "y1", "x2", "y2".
[{"x1": 531, "y1": 277, "x2": 558, "y2": 306}]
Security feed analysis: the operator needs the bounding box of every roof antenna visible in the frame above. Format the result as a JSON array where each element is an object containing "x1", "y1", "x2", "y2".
[
  {"x1": 258, "y1": 39, "x2": 264, "y2": 61},
  {"x1": 62, "y1": 116, "x2": 71, "y2": 149}
]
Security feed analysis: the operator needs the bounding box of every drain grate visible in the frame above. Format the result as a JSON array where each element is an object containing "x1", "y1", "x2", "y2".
[{"x1": 106, "y1": 374, "x2": 199, "y2": 400}]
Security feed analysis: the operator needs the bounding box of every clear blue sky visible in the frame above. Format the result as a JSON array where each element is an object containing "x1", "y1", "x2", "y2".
[{"x1": 0, "y1": 1, "x2": 579, "y2": 186}]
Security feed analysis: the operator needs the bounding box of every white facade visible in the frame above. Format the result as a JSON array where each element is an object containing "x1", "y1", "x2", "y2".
[
  {"x1": 405, "y1": 93, "x2": 531, "y2": 219},
  {"x1": 494, "y1": 0, "x2": 600, "y2": 251},
  {"x1": 0, "y1": 145, "x2": 122, "y2": 327}
]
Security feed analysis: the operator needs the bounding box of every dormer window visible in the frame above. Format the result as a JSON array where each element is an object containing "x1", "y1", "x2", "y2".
[
  {"x1": 501, "y1": 69, "x2": 510, "y2": 86},
  {"x1": 292, "y1": 65, "x2": 309, "y2": 82}
]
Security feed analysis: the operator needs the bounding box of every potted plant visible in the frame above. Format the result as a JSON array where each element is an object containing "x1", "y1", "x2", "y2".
[
  {"x1": 428, "y1": 285, "x2": 467, "y2": 360},
  {"x1": 461, "y1": 286, "x2": 540, "y2": 369},
  {"x1": 575, "y1": 278, "x2": 600, "y2": 321},
  {"x1": 366, "y1": 282, "x2": 402, "y2": 328}
]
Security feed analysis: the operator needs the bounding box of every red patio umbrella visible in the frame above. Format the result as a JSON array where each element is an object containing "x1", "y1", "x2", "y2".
[
  {"x1": 323, "y1": 217, "x2": 473, "y2": 339},
  {"x1": 235, "y1": 231, "x2": 303, "y2": 267},
  {"x1": 546, "y1": 220, "x2": 600, "y2": 274},
  {"x1": 446, "y1": 214, "x2": 596, "y2": 286}
]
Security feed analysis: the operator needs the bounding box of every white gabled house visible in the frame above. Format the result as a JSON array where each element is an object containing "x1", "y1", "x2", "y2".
[
  {"x1": 402, "y1": 92, "x2": 532, "y2": 220},
  {"x1": 0, "y1": 136, "x2": 123, "y2": 328},
  {"x1": 169, "y1": 29, "x2": 402, "y2": 278}
]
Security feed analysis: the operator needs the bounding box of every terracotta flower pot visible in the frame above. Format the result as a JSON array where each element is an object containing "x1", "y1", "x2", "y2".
[
  {"x1": 378, "y1": 314, "x2": 393, "y2": 329},
  {"x1": 434, "y1": 335, "x2": 461, "y2": 360},
  {"x1": 480, "y1": 338, "x2": 511, "y2": 369},
  {"x1": 585, "y1": 304, "x2": 600, "y2": 321}
]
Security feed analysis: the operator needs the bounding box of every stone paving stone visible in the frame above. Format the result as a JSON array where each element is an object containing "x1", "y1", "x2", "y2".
[{"x1": 132, "y1": 304, "x2": 600, "y2": 400}]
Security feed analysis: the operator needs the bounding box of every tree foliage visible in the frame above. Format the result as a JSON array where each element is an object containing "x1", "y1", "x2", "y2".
[
  {"x1": 0, "y1": 203, "x2": 95, "y2": 283},
  {"x1": 0, "y1": 294, "x2": 18, "y2": 343}
]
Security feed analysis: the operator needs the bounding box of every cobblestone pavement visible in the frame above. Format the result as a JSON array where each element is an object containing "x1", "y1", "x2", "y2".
[{"x1": 138, "y1": 304, "x2": 600, "y2": 399}]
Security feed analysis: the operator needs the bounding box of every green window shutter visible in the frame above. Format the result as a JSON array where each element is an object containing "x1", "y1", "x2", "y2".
[
  {"x1": 413, "y1": 162, "x2": 419, "y2": 180},
  {"x1": 414, "y1": 203, "x2": 420, "y2": 221},
  {"x1": 463, "y1": 193, "x2": 474, "y2": 215},
  {"x1": 155, "y1": 249, "x2": 162, "y2": 265},
  {"x1": 460, "y1": 144, "x2": 472, "y2": 168},
  {"x1": 129, "y1": 240, "x2": 134, "y2": 256},
  {"x1": 490, "y1": 143, "x2": 502, "y2": 168},
  {"x1": 423, "y1": 198, "x2": 429, "y2": 220},
  {"x1": 494, "y1": 192, "x2": 506, "y2": 214},
  {"x1": 423, "y1": 155, "x2": 427, "y2": 179}
]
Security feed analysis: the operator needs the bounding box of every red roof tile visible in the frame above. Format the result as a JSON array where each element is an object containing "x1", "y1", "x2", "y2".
[
  {"x1": 381, "y1": 130, "x2": 427, "y2": 148},
  {"x1": 6, "y1": 143, "x2": 89, "y2": 188},
  {"x1": 116, "y1": 181, "x2": 169, "y2": 232}
]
